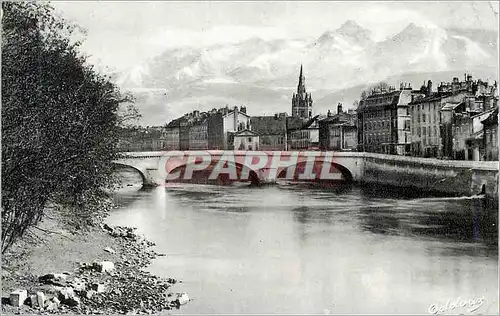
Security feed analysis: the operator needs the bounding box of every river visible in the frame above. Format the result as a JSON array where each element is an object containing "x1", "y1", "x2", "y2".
[{"x1": 108, "y1": 171, "x2": 498, "y2": 314}]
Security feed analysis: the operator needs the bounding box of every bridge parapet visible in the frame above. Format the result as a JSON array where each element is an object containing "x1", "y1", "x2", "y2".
[
  {"x1": 115, "y1": 151, "x2": 362, "y2": 185},
  {"x1": 114, "y1": 151, "x2": 498, "y2": 198}
]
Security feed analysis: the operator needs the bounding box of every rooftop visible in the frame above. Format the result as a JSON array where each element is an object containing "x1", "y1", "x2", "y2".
[{"x1": 250, "y1": 116, "x2": 287, "y2": 135}]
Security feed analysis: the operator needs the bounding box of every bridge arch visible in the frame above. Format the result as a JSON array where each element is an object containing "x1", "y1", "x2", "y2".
[
  {"x1": 276, "y1": 160, "x2": 353, "y2": 182},
  {"x1": 112, "y1": 162, "x2": 148, "y2": 186},
  {"x1": 166, "y1": 160, "x2": 261, "y2": 186}
]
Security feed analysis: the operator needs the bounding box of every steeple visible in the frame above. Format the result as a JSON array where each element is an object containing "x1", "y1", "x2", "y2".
[
  {"x1": 292, "y1": 64, "x2": 313, "y2": 119},
  {"x1": 297, "y1": 64, "x2": 306, "y2": 94}
]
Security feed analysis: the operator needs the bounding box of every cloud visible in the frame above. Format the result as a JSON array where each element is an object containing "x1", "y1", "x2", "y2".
[{"x1": 146, "y1": 25, "x2": 289, "y2": 50}]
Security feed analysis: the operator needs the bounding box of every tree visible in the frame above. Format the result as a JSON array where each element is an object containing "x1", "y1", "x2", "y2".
[
  {"x1": 360, "y1": 82, "x2": 391, "y2": 100},
  {"x1": 1, "y1": 2, "x2": 135, "y2": 252},
  {"x1": 353, "y1": 100, "x2": 360, "y2": 109}
]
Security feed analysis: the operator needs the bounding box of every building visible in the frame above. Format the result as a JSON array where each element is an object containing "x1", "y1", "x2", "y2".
[
  {"x1": 408, "y1": 75, "x2": 498, "y2": 159},
  {"x1": 163, "y1": 119, "x2": 183, "y2": 150},
  {"x1": 165, "y1": 106, "x2": 251, "y2": 150},
  {"x1": 250, "y1": 114, "x2": 287, "y2": 150},
  {"x1": 465, "y1": 109, "x2": 496, "y2": 161},
  {"x1": 409, "y1": 75, "x2": 496, "y2": 158},
  {"x1": 218, "y1": 106, "x2": 251, "y2": 149},
  {"x1": 179, "y1": 120, "x2": 190, "y2": 151},
  {"x1": 117, "y1": 126, "x2": 165, "y2": 152},
  {"x1": 319, "y1": 103, "x2": 357, "y2": 151},
  {"x1": 357, "y1": 83, "x2": 421, "y2": 155},
  {"x1": 233, "y1": 129, "x2": 259, "y2": 151},
  {"x1": 188, "y1": 114, "x2": 209, "y2": 150},
  {"x1": 482, "y1": 107, "x2": 498, "y2": 161},
  {"x1": 288, "y1": 116, "x2": 322, "y2": 150},
  {"x1": 291, "y1": 65, "x2": 313, "y2": 119}
]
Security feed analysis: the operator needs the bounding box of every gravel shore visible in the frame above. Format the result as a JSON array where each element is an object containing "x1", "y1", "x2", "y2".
[{"x1": 1, "y1": 209, "x2": 188, "y2": 315}]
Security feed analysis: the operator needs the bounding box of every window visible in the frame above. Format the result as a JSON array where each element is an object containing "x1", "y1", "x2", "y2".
[
  {"x1": 423, "y1": 127, "x2": 426, "y2": 137},
  {"x1": 248, "y1": 137, "x2": 252, "y2": 142},
  {"x1": 428, "y1": 127, "x2": 431, "y2": 137},
  {"x1": 404, "y1": 120, "x2": 410, "y2": 131},
  {"x1": 423, "y1": 113, "x2": 426, "y2": 123}
]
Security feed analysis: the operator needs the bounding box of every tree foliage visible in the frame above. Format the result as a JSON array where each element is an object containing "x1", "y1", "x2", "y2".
[
  {"x1": 1, "y1": 2, "x2": 134, "y2": 252},
  {"x1": 360, "y1": 82, "x2": 391, "y2": 100}
]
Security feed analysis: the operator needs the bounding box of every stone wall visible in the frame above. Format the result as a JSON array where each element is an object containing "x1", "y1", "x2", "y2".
[{"x1": 361, "y1": 153, "x2": 499, "y2": 198}]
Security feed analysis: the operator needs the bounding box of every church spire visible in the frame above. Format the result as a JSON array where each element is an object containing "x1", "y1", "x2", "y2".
[
  {"x1": 292, "y1": 63, "x2": 313, "y2": 119},
  {"x1": 297, "y1": 64, "x2": 306, "y2": 94}
]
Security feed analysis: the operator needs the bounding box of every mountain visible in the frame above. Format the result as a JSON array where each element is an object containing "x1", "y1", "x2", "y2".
[
  {"x1": 313, "y1": 20, "x2": 374, "y2": 49},
  {"x1": 116, "y1": 22, "x2": 498, "y2": 126}
]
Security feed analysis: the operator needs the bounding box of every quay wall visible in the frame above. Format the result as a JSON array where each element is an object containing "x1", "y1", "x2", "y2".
[{"x1": 360, "y1": 153, "x2": 499, "y2": 199}]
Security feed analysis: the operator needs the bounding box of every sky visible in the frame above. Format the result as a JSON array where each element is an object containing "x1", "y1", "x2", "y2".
[{"x1": 52, "y1": 1, "x2": 499, "y2": 73}]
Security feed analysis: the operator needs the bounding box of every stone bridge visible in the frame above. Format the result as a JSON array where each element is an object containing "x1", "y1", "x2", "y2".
[
  {"x1": 113, "y1": 150, "x2": 364, "y2": 186},
  {"x1": 114, "y1": 150, "x2": 499, "y2": 199}
]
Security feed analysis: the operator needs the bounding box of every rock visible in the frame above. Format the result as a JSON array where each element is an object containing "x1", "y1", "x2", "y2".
[
  {"x1": 176, "y1": 293, "x2": 189, "y2": 305},
  {"x1": 66, "y1": 295, "x2": 80, "y2": 307},
  {"x1": 104, "y1": 247, "x2": 116, "y2": 254},
  {"x1": 84, "y1": 290, "x2": 96, "y2": 299},
  {"x1": 46, "y1": 297, "x2": 60, "y2": 311},
  {"x1": 58, "y1": 287, "x2": 80, "y2": 306},
  {"x1": 36, "y1": 292, "x2": 46, "y2": 308},
  {"x1": 29, "y1": 294, "x2": 38, "y2": 308},
  {"x1": 91, "y1": 283, "x2": 105, "y2": 293},
  {"x1": 93, "y1": 261, "x2": 115, "y2": 273},
  {"x1": 71, "y1": 278, "x2": 86, "y2": 292},
  {"x1": 9, "y1": 289, "x2": 27, "y2": 307},
  {"x1": 39, "y1": 273, "x2": 67, "y2": 285}
]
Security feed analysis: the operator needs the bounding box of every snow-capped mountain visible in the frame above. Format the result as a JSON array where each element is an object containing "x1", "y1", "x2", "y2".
[
  {"x1": 116, "y1": 21, "x2": 498, "y2": 126},
  {"x1": 313, "y1": 20, "x2": 374, "y2": 49}
]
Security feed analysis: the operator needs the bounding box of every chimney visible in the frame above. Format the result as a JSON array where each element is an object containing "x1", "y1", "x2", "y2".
[
  {"x1": 426, "y1": 80, "x2": 432, "y2": 97},
  {"x1": 240, "y1": 106, "x2": 247, "y2": 114},
  {"x1": 327, "y1": 109, "x2": 332, "y2": 117},
  {"x1": 337, "y1": 102, "x2": 343, "y2": 114}
]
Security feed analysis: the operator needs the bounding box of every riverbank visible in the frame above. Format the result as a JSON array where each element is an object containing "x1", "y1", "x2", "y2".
[{"x1": 1, "y1": 208, "x2": 188, "y2": 315}]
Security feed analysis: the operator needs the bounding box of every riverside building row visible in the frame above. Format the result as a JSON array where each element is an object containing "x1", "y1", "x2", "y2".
[{"x1": 119, "y1": 71, "x2": 498, "y2": 162}]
